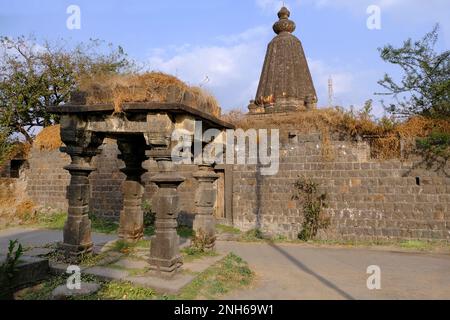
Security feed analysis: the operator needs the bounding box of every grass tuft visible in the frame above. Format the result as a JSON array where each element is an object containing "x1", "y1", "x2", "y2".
[
  {"x1": 178, "y1": 253, "x2": 254, "y2": 300},
  {"x1": 216, "y1": 224, "x2": 241, "y2": 235}
]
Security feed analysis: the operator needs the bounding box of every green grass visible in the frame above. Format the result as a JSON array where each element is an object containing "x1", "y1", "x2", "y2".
[
  {"x1": 216, "y1": 224, "x2": 241, "y2": 235},
  {"x1": 181, "y1": 247, "x2": 219, "y2": 263},
  {"x1": 144, "y1": 225, "x2": 155, "y2": 237},
  {"x1": 93, "y1": 281, "x2": 155, "y2": 300},
  {"x1": 398, "y1": 240, "x2": 434, "y2": 251},
  {"x1": 178, "y1": 253, "x2": 254, "y2": 300},
  {"x1": 107, "y1": 239, "x2": 151, "y2": 255},
  {"x1": 16, "y1": 274, "x2": 156, "y2": 300},
  {"x1": 16, "y1": 253, "x2": 254, "y2": 301},
  {"x1": 37, "y1": 212, "x2": 67, "y2": 230},
  {"x1": 144, "y1": 225, "x2": 194, "y2": 239},
  {"x1": 90, "y1": 215, "x2": 119, "y2": 234},
  {"x1": 27, "y1": 212, "x2": 193, "y2": 240},
  {"x1": 239, "y1": 229, "x2": 266, "y2": 242},
  {"x1": 178, "y1": 226, "x2": 194, "y2": 238}
]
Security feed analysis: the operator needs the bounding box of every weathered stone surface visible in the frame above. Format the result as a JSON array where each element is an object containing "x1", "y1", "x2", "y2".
[
  {"x1": 251, "y1": 7, "x2": 317, "y2": 113},
  {"x1": 51, "y1": 282, "x2": 100, "y2": 300},
  {"x1": 148, "y1": 154, "x2": 185, "y2": 277},
  {"x1": 193, "y1": 165, "x2": 219, "y2": 250},
  {"x1": 83, "y1": 266, "x2": 129, "y2": 280},
  {"x1": 0, "y1": 256, "x2": 50, "y2": 294},
  {"x1": 113, "y1": 258, "x2": 149, "y2": 270},
  {"x1": 117, "y1": 138, "x2": 148, "y2": 242}
]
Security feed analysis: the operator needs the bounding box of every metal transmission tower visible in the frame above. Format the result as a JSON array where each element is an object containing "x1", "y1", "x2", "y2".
[{"x1": 328, "y1": 76, "x2": 334, "y2": 108}]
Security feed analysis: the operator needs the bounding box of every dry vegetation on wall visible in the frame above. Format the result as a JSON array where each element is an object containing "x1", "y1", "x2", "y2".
[
  {"x1": 77, "y1": 72, "x2": 221, "y2": 117},
  {"x1": 33, "y1": 125, "x2": 62, "y2": 151},
  {"x1": 0, "y1": 142, "x2": 31, "y2": 167},
  {"x1": 221, "y1": 107, "x2": 450, "y2": 160}
]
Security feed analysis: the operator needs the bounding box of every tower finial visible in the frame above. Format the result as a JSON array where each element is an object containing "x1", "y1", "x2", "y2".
[{"x1": 273, "y1": 6, "x2": 296, "y2": 35}]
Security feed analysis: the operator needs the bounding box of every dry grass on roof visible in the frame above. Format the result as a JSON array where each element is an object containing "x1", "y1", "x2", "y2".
[
  {"x1": 34, "y1": 125, "x2": 62, "y2": 151},
  {"x1": 77, "y1": 72, "x2": 221, "y2": 117}
]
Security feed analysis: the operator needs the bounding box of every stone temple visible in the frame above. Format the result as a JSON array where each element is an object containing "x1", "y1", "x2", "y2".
[
  {"x1": 249, "y1": 7, "x2": 317, "y2": 114},
  {"x1": 1, "y1": 7, "x2": 449, "y2": 275}
]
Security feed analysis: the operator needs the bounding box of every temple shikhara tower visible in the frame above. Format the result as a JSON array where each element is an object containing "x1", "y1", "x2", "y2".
[{"x1": 249, "y1": 7, "x2": 317, "y2": 114}]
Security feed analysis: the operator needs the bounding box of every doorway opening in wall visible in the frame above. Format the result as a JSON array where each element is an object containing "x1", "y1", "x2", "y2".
[{"x1": 9, "y1": 159, "x2": 27, "y2": 178}]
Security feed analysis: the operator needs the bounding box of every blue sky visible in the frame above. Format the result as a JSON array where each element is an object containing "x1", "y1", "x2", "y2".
[{"x1": 1, "y1": 0, "x2": 449, "y2": 116}]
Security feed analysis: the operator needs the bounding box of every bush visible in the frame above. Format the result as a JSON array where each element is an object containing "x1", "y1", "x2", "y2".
[
  {"x1": 293, "y1": 177, "x2": 330, "y2": 241},
  {"x1": 417, "y1": 129, "x2": 450, "y2": 159}
]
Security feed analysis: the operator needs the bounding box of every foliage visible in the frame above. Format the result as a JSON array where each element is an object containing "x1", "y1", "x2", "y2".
[
  {"x1": 377, "y1": 25, "x2": 450, "y2": 119},
  {"x1": 222, "y1": 105, "x2": 449, "y2": 161},
  {"x1": 0, "y1": 36, "x2": 133, "y2": 143},
  {"x1": 416, "y1": 129, "x2": 450, "y2": 160},
  {"x1": 0, "y1": 239, "x2": 23, "y2": 280},
  {"x1": 293, "y1": 177, "x2": 329, "y2": 241},
  {"x1": 0, "y1": 128, "x2": 14, "y2": 165},
  {"x1": 142, "y1": 200, "x2": 155, "y2": 228},
  {"x1": 178, "y1": 225, "x2": 194, "y2": 239}
]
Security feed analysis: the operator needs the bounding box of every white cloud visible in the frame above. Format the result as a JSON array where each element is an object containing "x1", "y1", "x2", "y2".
[
  {"x1": 147, "y1": 27, "x2": 272, "y2": 111},
  {"x1": 146, "y1": 24, "x2": 377, "y2": 113},
  {"x1": 255, "y1": 0, "x2": 285, "y2": 13}
]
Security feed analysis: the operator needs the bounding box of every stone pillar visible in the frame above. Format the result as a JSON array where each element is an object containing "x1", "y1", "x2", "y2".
[
  {"x1": 59, "y1": 116, "x2": 103, "y2": 261},
  {"x1": 117, "y1": 139, "x2": 148, "y2": 242},
  {"x1": 61, "y1": 152, "x2": 96, "y2": 260},
  {"x1": 148, "y1": 150, "x2": 185, "y2": 277},
  {"x1": 193, "y1": 164, "x2": 219, "y2": 250}
]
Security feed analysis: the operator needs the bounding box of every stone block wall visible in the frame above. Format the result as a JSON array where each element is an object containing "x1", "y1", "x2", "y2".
[
  {"x1": 89, "y1": 139, "x2": 125, "y2": 219},
  {"x1": 232, "y1": 134, "x2": 450, "y2": 242},
  {"x1": 13, "y1": 131, "x2": 450, "y2": 242},
  {"x1": 26, "y1": 148, "x2": 70, "y2": 211}
]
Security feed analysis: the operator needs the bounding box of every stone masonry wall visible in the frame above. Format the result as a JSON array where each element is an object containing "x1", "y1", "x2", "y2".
[
  {"x1": 232, "y1": 133, "x2": 450, "y2": 242},
  {"x1": 26, "y1": 148, "x2": 70, "y2": 211},
  {"x1": 16, "y1": 131, "x2": 450, "y2": 242}
]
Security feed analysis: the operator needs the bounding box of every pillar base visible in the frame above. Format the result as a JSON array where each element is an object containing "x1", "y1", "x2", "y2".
[
  {"x1": 118, "y1": 228, "x2": 144, "y2": 242},
  {"x1": 58, "y1": 242, "x2": 93, "y2": 262},
  {"x1": 148, "y1": 256, "x2": 183, "y2": 277}
]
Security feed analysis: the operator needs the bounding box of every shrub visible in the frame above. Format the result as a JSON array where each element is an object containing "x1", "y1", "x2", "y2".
[
  {"x1": 293, "y1": 177, "x2": 330, "y2": 241},
  {"x1": 417, "y1": 129, "x2": 450, "y2": 159},
  {"x1": 0, "y1": 239, "x2": 23, "y2": 280}
]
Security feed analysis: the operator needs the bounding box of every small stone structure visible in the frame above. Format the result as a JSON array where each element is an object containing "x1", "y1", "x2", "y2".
[{"x1": 47, "y1": 102, "x2": 233, "y2": 277}]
